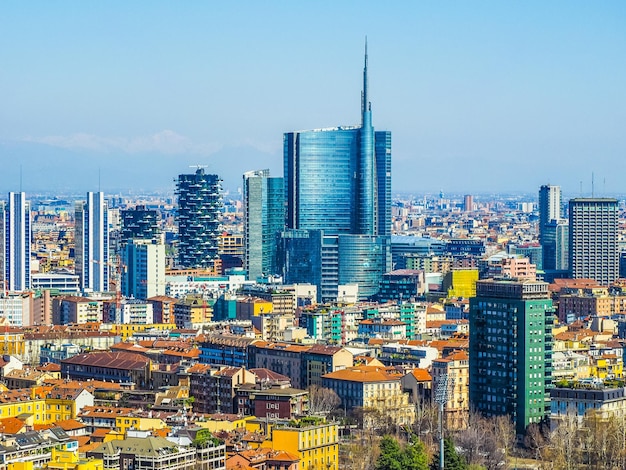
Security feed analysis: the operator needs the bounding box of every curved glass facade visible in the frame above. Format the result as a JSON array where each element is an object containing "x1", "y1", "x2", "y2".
[{"x1": 338, "y1": 234, "x2": 391, "y2": 299}]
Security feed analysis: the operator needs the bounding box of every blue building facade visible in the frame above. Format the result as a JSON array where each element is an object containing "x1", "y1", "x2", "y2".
[
  {"x1": 281, "y1": 43, "x2": 391, "y2": 301},
  {"x1": 243, "y1": 170, "x2": 284, "y2": 281}
]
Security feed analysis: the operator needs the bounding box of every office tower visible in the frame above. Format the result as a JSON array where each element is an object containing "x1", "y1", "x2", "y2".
[
  {"x1": 281, "y1": 42, "x2": 391, "y2": 301},
  {"x1": 569, "y1": 198, "x2": 619, "y2": 285},
  {"x1": 121, "y1": 239, "x2": 165, "y2": 299},
  {"x1": 121, "y1": 205, "x2": 159, "y2": 244},
  {"x1": 538, "y1": 185, "x2": 562, "y2": 230},
  {"x1": 463, "y1": 194, "x2": 473, "y2": 212},
  {"x1": 541, "y1": 220, "x2": 569, "y2": 272},
  {"x1": 75, "y1": 192, "x2": 109, "y2": 292},
  {"x1": 538, "y1": 185, "x2": 564, "y2": 271},
  {"x1": 0, "y1": 192, "x2": 31, "y2": 291},
  {"x1": 469, "y1": 279, "x2": 554, "y2": 435},
  {"x1": 243, "y1": 170, "x2": 284, "y2": 281},
  {"x1": 176, "y1": 168, "x2": 222, "y2": 268}
]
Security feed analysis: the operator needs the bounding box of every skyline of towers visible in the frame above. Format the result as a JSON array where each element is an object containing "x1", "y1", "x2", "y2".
[
  {"x1": 75, "y1": 191, "x2": 109, "y2": 293},
  {"x1": 469, "y1": 278, "x2": 554, "y2": 435},
  {"x1": 280, "y1": 43, "x2": 392, "y2": 301},
  {"x1": 242, "y1": 169, "x2": 284, "y2": 281},
  {"x1": 175, "y1": 168, "x2": 222, "y2": 269},
  {"x1": 569, "y1": 198, "x2": 619, "y2": 285},
  {"x1": 0, "y1": 192, "x2": 31, "y2": 291}
]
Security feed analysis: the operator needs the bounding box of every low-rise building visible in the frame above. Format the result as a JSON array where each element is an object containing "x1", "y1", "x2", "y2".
[{"x1": 322, "y1": 365, "x2": 415, "y2": 428}]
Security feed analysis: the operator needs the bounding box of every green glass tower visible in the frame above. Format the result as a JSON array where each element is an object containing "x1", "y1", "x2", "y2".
[{"x1": 469, "y1": 279, "x2": 555, "y2": 435}]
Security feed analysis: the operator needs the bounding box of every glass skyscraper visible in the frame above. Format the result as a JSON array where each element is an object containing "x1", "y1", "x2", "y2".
[
  {"x1": 281, "y1": 42, "x2": 391, "y2": 301},
  {"x1": 243, "y1": 169, "x2": 284, "y2": 281}
]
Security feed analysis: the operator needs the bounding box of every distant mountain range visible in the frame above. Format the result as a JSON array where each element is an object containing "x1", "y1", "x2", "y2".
[{"x1": 0, "y1": 141, "x2": 282, "y2": 196}]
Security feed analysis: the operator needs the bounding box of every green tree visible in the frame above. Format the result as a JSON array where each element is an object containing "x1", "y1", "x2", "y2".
[
  {"x1": 376, "y1": 435, "x2": 429, "y2": 470},
  {"x1": 430, "y1": 438, "x2": 467, "y2": 470},
  {"x1": 402, "y1": 435, "x2": 429, "y2": 470},
  {"x1": 376, "y1": 435, "x2": 404, "y2": 470}
]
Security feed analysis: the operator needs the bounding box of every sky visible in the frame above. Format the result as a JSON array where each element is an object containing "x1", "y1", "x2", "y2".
[{"x1": 1, "y1": 2, "x2": 625, "y2": 197}]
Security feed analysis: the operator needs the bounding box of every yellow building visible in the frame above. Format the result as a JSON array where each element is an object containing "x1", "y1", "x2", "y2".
[
  {"x1": 195, "y1": 414, "x2": 257, "y2": 433},
  {"x1": 0, "y1": 390, "x2": 47, "y2": 424},
  {"x1": 443, "y1": 269, "x2": 478, "y2": 299},
  {"x1": 591, "y1": 354, "x2": 623, "y2": 380},
  {"x1": 0, "y1": 330, "x2": 25, "y2": 357},
  {"x1": 104, "y1": 323, "x2": 177, "y2": 341},
  {"x1": 43, "y1": 388, "x2": 94, "y2": 423},
  {"x1": 264, "y1": 418, "x2": 338, "y2": 470},
  {"x1": 236, "y1": 297, "x2": 273, "y2": 320},
  {"x1": 115, "y1": 415, "x2": 167, "y2": 436},
  {"x1": 45, "y1": 448, "x2": 104, "y2": 470}
]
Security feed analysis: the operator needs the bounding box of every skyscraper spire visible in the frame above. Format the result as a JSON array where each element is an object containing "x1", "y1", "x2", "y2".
[{"x1": 362, "y1": 36, "x2": 369, "y2": 118}]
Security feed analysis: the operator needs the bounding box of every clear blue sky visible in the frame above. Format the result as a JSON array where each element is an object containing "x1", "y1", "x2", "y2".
[{"x1": 1, "y1": 2, "x2": 625, "y2": 196}]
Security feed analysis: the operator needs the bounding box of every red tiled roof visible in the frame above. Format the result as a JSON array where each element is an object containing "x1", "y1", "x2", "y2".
[{"x1": 62, "y1": 351, "x2": 150, "y2": 370}]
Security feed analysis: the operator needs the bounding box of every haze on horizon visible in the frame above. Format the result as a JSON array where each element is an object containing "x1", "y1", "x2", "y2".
[{"x1": 1, "y1": 2, "x2": 625, "y2": 197}]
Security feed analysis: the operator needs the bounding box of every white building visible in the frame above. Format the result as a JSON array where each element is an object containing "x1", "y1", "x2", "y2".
[
  {"x1": 111, "y1": 299, "x2": 154, "y2": 324},
  {"x1": 75, "y1": 192, "x2": 109, "y2": 293},
  {"x1": 0, "y1": 192, "x2": 31, "y2": 291}
]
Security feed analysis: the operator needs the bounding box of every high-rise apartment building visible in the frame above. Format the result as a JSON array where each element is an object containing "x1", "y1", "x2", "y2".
[
  {"x1": 120, "y1": 205, "x2": 159, "y2": 244},
  {"x1": 569, "y1": 198, "x2": 619, "y2": 286},
  {"x1": 176, "y1": 168, "x2": 222, "y2": 269},
  {"x1": 243, "y1": 170, "x2": 284, "y2": 281},
  {"x1": 75, "y1": 192, "x2": 109, "y2": 292},
  {"x1": 469, "y1": 279, "x2": 554, "y2": 435},
  {"x1": 281, "y1": 43, "x2": 391, "y2": 301},
  {"x1": 0, "y1": 192, "x2": 31, "y2": 291}
]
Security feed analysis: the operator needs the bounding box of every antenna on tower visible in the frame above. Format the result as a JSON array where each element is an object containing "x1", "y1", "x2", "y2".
[
  {"x1": 591, "y1": 172, "x2": 594, "y2": 198},
  {"x1": 99, "y1": 168, "x2": 101, "y2": 192},
  {"x1": 579, "y1": 181, "x2": 583, "y2": 197},
  {"x1": 19, "y1": 165, "x2": 23, "y2": 192}
]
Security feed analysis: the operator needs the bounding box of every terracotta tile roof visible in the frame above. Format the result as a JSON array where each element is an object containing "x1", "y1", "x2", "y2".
[
  {"x1": 0, "y1": 417, "x2": 26, "y2": 434},
  {"x1": 214, "y1": 367, "x2": 243, "y2": 378},
  {"x1": 56, "y1": 419, "x2": 86, "y2": 431},
  {"x1": 79, "y1": 406, "x2": 136, "y2": 419},
  {"x1": 91, "y1": 428, "x2": 113, "y2": 438},
  {"x1": 37, "y1": 363, "x2": 61, "y2": 372},
  {"x1": 75, "y1": 435, "x2": 91, "y2": 447},
  {"x1": 409, "y1": 368, "x2": 432, "y2": 382},
  {"x1": 110, "y1": 342, "x2": 150, "y2": 353},
  {"x1": 249, "y1": 368, "x2": 290, "y2": 383},
  {"x1": 323, "y1": 365, "x2": 403, "y2": 383},
  {"x1": 62, "y1": 351, "x2": 150, "y2": 370},
  {"x1": 306, "y1": 344, "x2": 344, "y2": 355}
]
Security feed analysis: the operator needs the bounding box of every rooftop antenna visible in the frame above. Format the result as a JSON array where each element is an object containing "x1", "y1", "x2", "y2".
[
  {"x1": 19, "y1": 165, "x2": 22, "y2": 192},
  {"x1": 603, "y1": 177, "x2": 606, "y2": 196},
  {"x1": 591, "y1": 172, "x2": 594, "y2": 198},
  {"x1": 579, "y1": 181, "x2": 583, "y2": 197},
  {"x1": 98, "y1": 168, "x2": 101, "y2": 192}
]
